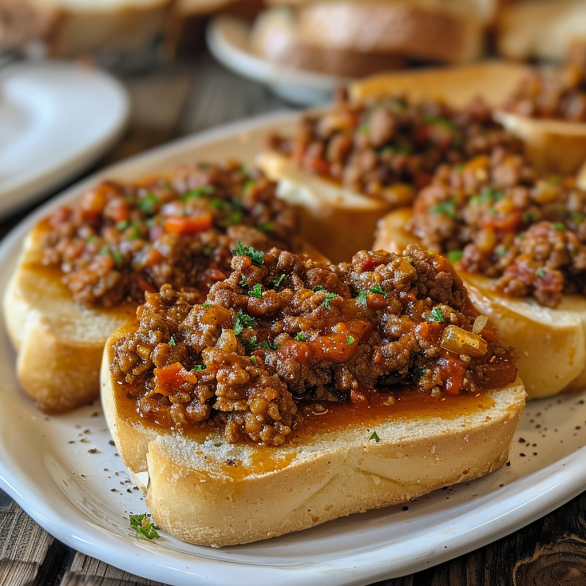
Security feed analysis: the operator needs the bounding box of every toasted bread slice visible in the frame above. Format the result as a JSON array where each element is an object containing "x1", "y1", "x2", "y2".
[
  {"x1": 374, "y1": 208, "x2": 586, "y2": 398},
  {"x1": 3, "y1": 221, "x2": 136, "y2": 413},
  {"x1": 257, "y1": 151, "x2": 394, "y2": 262},
  {"x1": 102, "y1": 324, "x2": 526, "y2": 547}
]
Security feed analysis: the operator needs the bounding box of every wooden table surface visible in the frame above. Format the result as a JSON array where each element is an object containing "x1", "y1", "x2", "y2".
[{"x1": 2, "y1": 50, "x2": 586, "y2": 586}]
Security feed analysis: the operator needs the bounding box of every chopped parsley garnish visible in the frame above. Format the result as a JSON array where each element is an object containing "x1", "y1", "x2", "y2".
[
  {"x1": 347, "y1": 335, "x2": 355, "y2": 345},
  {"x1": 86, "y1": 235, "x2": 99, "y2": 244},
  {"x1": 250, "y1": 356, "x2": 258, "y2": 366},
  {"x1": 404, "y1": 257, "x2": 415, "y2": 266},
  {"x1": 553, "y1": 222, "x2": 566, "y2": 231},
  {"x1": 242, "y1": 179, "x2": 256, "y2": 192},
  {"x1": 370, "y1": 431, "x2": 381, "y2": 443},
  {"x1": 320, "y1": 293, "x2": 338, "y2": 309},
  {"x1": 181, "y1": 185, "x2": 216, "y2": 200},
  {"x1": 313, "y1": 285, "x2": 326, "y2": 292},
  {"x1": 111, "y1": 250, "x2": 123, "y2": 265},
  {"x1": 137, "y1": 193, "x2": 159, "y2": 215},
  {"x1": 202, "y1": 303, "x2": 210, "y2": 308},
  {"x1": 115, "y1": 220, "x2": 129, "y2": 231},
  {"x1": 573, "y1": 213, "x2": 585, "y2": 223},
  {"x1": 203, "y1": 245, "x2": 215, "y2": 255},
  {"x1": 356, "y1": 290, "x2": 368, "y2": 305},
  {"x1": 273, "y1": 274, "x2": 286, "y2": 288},
  {"x1": 168, "y1": 336, "x2": 176, "y2": 347},
  {"x1": 369, "y1": 283, "x2": 387, "y2": 297},
  {"x1": 260, "y1": 340, "x2": 279, "y2": 350},
  {"x1": 231, "y1": 241, "x2": 264, "y2": 265},
  {"x1": 296, "y1": 333, "x2": 307, "y2": 342},
  {"x1": 414, "y1": 367, "x2": 427, "y2": 377},
  {"x1": 536, "y1": 267, "x2": 546, "y2": 278},
  {"x1": 239, "y1": 277, "x2": 248, "y2": 288},
  {"x1": 241, "y1": 336, "x2": 257, "y2": 351},
  {"x1": 234, "y1": 310, "x2": 255, "y2": 335},
  {"x1": 129, "y1": 514, "x2": 160, "y2": 540},
  {"x1": 209, "y1": 198, "x2": 231, "y2": 210},
  {"x1": 429, "y1": 307, "x2": 444, "y2": 323},
  {"x1": 522, "y1": 211, "x2": 538, "y2": 222},
  {"x1": 99, "y1": 244, "x2": 110, "y2": 256},
  {"x1": 193, "y1": 364, "x2": 207, "y2": 371},
  {"x1": 495, "y1": 245, "x2": 508, "y2": 257},
  {"x1": 257, "y1": 222, "x2": 275, "y2": 233},
  {"x1": 470, "y1": 189, "x2": 504, "y2": 206},
  {"x1": 423, "y1": 115, "x2": 456, "y2": 129},
  {"x1": 248, "y1": 283, "x2": 263, "y2": 299},
  {"x1": 446, "y1": 250, "x2": 463, "y2": 265},
  {"x1": 430, "y1": 199, "x2": 457, "y2": 219}
]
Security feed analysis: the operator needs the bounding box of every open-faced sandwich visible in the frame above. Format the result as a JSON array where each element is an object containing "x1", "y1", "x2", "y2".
[
  {"x1": 102, "y1": 243, "x2": 525, "y2": 547},
  {"x1": 375, "y1": 153, "x2": 586, "y2": 398},
  {"x1": 259, "y1": 90, "x2": 525, "y2": 261},
  {"x1": 4, "y1": 162, "x2": 303, "y2": 412}
]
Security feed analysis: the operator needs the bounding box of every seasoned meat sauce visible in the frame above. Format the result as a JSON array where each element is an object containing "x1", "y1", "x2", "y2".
[
  {"x1": 269, "y1": 91, "x2": 524, "y2": 205},
  {"x1": 407, "y1": 152, "x2": 586, "y2": 308},
  {"x1": 110, "y1": 244, "x2": 518, "y2": 447},
  {"x1": 41, "y1": 162, "x2": 298, "y2": 307},
  {"x1": 502, "y1": 45, "x2": 586, "y2": 122}
]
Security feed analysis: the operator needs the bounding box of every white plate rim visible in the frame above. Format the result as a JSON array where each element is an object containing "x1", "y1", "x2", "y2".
[{"x1": 0, "y1": 111, "x2": 585, "y2": 585}]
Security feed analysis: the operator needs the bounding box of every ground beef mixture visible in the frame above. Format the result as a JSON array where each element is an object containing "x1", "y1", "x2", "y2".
[
  {"x1": 41, "y1": 162, "x2": 298, "y2": 307},
  {"x1": 110, "y1": 244, "x2": 518, "y2": 447},
  {"x1": 407, "y1": 152, "x2": 586, "y2": 307},
  {"x1": 502, "y1": 45, "x2": 586, "y2": 122},
  {"x1": 268, "y1": 90, "x2": 525, "y2": 205}
]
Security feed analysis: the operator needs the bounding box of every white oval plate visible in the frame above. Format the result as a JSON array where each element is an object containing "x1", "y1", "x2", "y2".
[
  {"x1": 0, "y1": 111, "x2": 585, "y2": 585},
  {"x1": 0, "y1": 61, "x2": 129, "y2": 217},
  {"x1": 206, "y1": 16, "x2": 345, "y2": 106}
]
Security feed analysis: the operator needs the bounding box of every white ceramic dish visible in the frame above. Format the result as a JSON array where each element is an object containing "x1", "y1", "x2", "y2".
[
  {"x1": 0, "y1": 61, "x2": 129, "y2": 217},
  {"x1": 206, "y1": 15, "x2": 343, "y2": 106},
  {"x1": 1, "y1": 111, "x2": 586, "y2": 585}
]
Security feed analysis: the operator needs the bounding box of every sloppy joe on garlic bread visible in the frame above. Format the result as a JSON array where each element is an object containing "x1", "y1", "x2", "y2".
[
  {"x1": 4, "y1": 162, "x2": 302, "y2": 412},
  {"x1": 103, "y1": 244, "x2": 525, "y2": 546}
]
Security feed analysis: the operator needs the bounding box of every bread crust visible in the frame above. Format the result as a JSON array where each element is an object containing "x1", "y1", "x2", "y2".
[
  {"x1": 102, "y1": 323, "x2": 526, "y2": 547},
  {"x1": 296, "y1": 1, "x2": 484, "y2": 63},
  {"x1": 374, "y1": 208, "x2": 586, "y2": 398},
  {"x1": 256, "y1": 151, "x2": 392, "y2": 263},
  {"x1": 4, "y1": 222, "x2": 136, "y2": 413},
  {"x1": 0, "y1": 0, "x2": 173, "y2": 56}
]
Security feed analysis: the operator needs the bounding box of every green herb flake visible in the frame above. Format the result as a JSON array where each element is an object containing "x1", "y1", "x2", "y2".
[
  {"x1": 234, "y1": 310, "x2": 255, "y2": 335},
  {"x1": 347, "y1": 335, "x2": 355, "y2": 345},
  {"x1": 522, "y1": 211, "x2": 538, "y2": 223},
  {"x1": 369, "y1": 283, "x2": 387, "y2": 297},
  {"x1": 495, "y1": 245, "x2": 508, "y2": 258},
  {"x1": 446, "y1": 250, "x2": 464, "y2": 265},
  {"x1": 414, "y1": 367, "x2": 427, "y2": 377},
  {"x1": 370, "y1": 431, "x2": 381, "y2": 443},
  {"x1": 549, "y1": 175, "x2": 562, "y2": 184},
  {"x1": 86, "y1": 235, "x2": 99, "y2": 245},
  {"x1": 404, "y1": 257, "x2": 415, "y2": 266},
  {"x1": 241, "y1": 336, "x2": 257, "y2": 351},
  {"x1": 168, "y1": 336, "x2": 176, "y2": 348},
  {"x1": 239, "y1": 278, "x2": 248, "y2": 289},
  {"x1": 99, "y1": 244, "x2": 110, "y2": 256},
  {"x1": 202, "y1": 303, "x2": 210, "y2": 308},
  {"x1": 321, "y1": 292, "x2": 338, "y2": 309},
  {"x1": 181, "y1": 185, "x2": 216, "y2": 201},
  {"x1": 231, "y1": 240, "x2": 264, "y2": 265},
  {"x1": 536, "y1": 267, "x2": 546, "y2": 278},
  {"x1": 260, "y1": 340, "x2": 279, "y2": 351},
  {"x1": 429, "y1": 307, "x2": 444, "y2": 323},
  {"x1": 203, "y1": 245, "x2": 215, "y2": 255},
  {"x1": 115, "y1": 220, "x2": 129, "y2": 231},
  {"x1": 274, "y1": 274, "x2": 286, "y2": 289},
  {"x1": 573, "y1": 213, "x2": 585, "y2": 223},
  {"x1": 313, "y1": 285, "x2": 326, "y2": 292},
  {"x1": 356, "y1": 290, "x2": 368, "y2": 306},
  {"x1": 137, "y1": 193, "x2": 159, "y2": 215},
  {"x1": 248, "y1": 283, "x2": 263, "y2": 299},
  {"x1": 250, "y1": 356, "x2": 258, "y2": 366},
  {"x1": 553, "y1": 222, "x2": 566, "y2": 231},
  {"x1": 193, "y1": 364, "x2": 207, "y2": 371},
  {"x1": 111, "y1": 249, "x2": 123, "y2": 265},
  {"x1": 257, "y1": 222, "x2": 275, "y2": 234},
  {"x1": 242, "y1": 179, "x2": 256, "y2": 192},
  {"x1": 296, "y1": 333, "x2": 307, "y2": 342},
  {"x1": 430, "y1": 199, "x2": 457, "y2": 219},
  {"x1": 129, "y1": 514, "x2": 160, "y2": 540}
]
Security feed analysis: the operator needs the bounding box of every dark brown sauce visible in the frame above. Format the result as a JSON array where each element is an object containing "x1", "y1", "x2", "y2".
[{"x1": 114, "y1": 382, "x2": 495, "y2": 444}]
